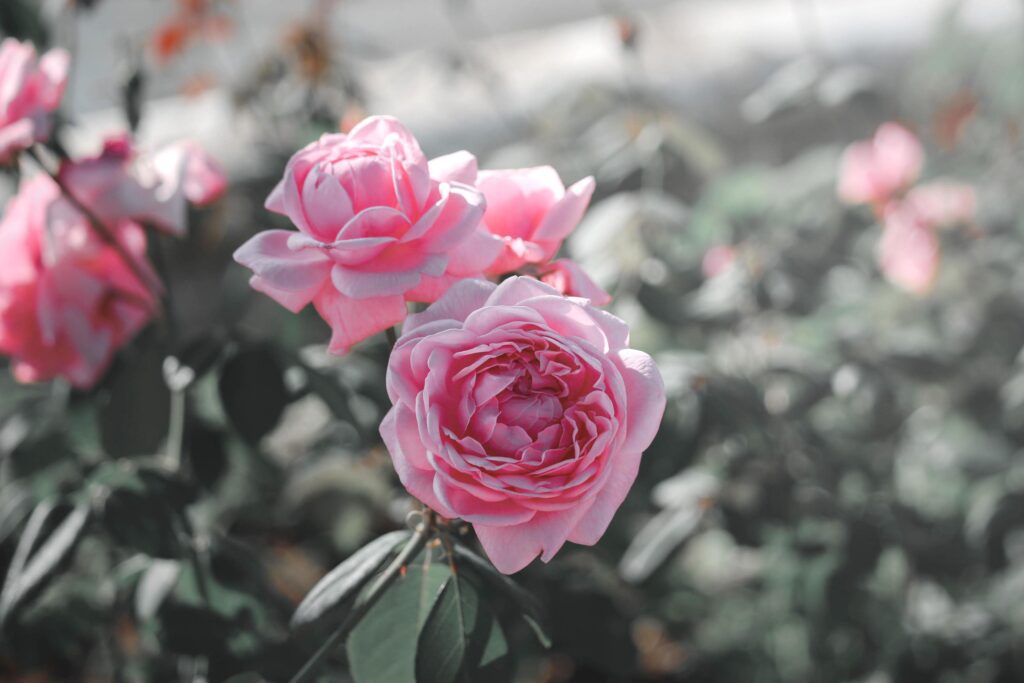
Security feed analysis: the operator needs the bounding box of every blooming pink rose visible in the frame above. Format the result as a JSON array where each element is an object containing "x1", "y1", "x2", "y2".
[
  {"x1": 380, "y1": 277, "x2": 665, "y2": 573},
  {"x1": 537, "y1": 258, "x2": 611, "y2": 305},
  {"x1": 878, "y1": 202, "x2": 939, "y2": 295},
  {"x1": 58, "y1": 134, "x2": 226, "y2": 237},
  {"x1": 0, "y1": 175, "x2": 157, "y2": 388},
  {"x1": 701, "y1": 244, "x2": 737, "y2": 279},
  {"x1": 838, "y1": 123, "x2": 923, "y2": 207},
  {"x1": 233, "y1": 115, "x2": 501, "y2": 354},
  {"x1": 0, "y1": 39, "x2": 69, "y2": 162},
  {"x1": 475, "y1": 167, "x2": 596, "y2": 276}
]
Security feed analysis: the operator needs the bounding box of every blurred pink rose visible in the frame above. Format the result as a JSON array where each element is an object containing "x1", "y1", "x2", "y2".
[
  {"x1": 878, "y1": 203, "x2": 940, "y2": 295},
  {"x1": 475, "y1": 166, "x2": 596, "y2": 276},
  {"x1": 381, "y1": 277, "x2": 665, "y2": 573},
  {"x1": 904, "y1": 181, "x2": 976, "y2": 228},
  {"x1": 234, "y1": 115, "x2": 501, "y2": 354},
  {"x1": 701, "y1": 244, "x2": 737, "y2": 278},
  {"x1": 59, "y1": 134, "x2": 226, "y2": 237},
  {"x1": 0, "y1": 175, "x2": 157, "y2": 388},
  {"x1": 537, "y1": 258, "x2": 611, "y2": 305},
  {"x1": 0, "y1": 39, "x2": 69, "y2": 162},
  {"x1": 838, "y1": 123, "x2": 923, "y2": 207}
]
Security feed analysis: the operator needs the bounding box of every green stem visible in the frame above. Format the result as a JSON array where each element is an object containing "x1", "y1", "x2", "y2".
[
  {"x1": 287, "y1": 522, "x2": 433, "y2": 683},
  {"x1": 385, "y1": 326, "x2": 398, "y2": 349},
  {"x1": 165, "y1": 387, "x2": 186, "y2": 472}
]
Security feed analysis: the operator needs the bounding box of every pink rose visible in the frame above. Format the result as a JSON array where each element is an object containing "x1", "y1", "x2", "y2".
[
  {"x1": 878, "y1": 202, "x2": 940, "y2": 295},
  {"x1": 233, "y1": 115, "x2": 501, "y2": 354},
  {"x1": 838, "y1": 123, "x2": 923, "y2": 207},
  {"x1": 0, "y1": 39, "x2": 69, "y2": 162},
  {"x1": 537, "y1": 258, "x2": 611, "y2": 305},
  {"x1": 59, "y1": 134, "x2": 226, "y2": 237},
  {"x1": 475, "y1": 166, "x2": 596, "y2": 276},
  {"x1": 0, "y1": 175, "x2": 157, "y2": 388},
  {"x1": 380, "y1": 277, "x2": 665, "y2": 573}
]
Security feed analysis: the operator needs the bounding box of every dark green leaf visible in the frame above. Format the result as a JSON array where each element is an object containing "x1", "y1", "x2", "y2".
[
  {"x1": 416, "y1": 574, "x2": 510, "y2": 683},
  {"x1": 135, "y1": 559, "x2": 182, "y2": 621},
  {"x1": 99, "y1": 346, "x2": 171, "y2": 458},
  {"x1": 219, "y1": 345, "x2": 290, "y2": 444},
  {"x1": 291, "y1": 529, "x2": 411, "y2": 629},
  {"x1": 0, "y1": 501, "x2": 90, "y2": 622},
  {"x1": 346, "y1": 554, "x2": 451, "y2": 683},
  {"x1": 454, "y1": 544, "x2": 550, "y2": 648}
]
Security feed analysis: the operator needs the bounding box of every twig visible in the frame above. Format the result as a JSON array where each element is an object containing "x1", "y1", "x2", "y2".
[
  {"x1": 25, "y1": 146, "x2": 165, "y2": 303},
  {"x1": 287, "y1": 520, "x2": 433, "y2": 683}
]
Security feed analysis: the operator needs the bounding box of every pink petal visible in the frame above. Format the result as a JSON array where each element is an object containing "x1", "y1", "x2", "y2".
[
  {"x1": 428, "y1": 150, "x2": 478, "y2": 185},
  {"x1": 403, "y1": 182, "x2": 485, "y2": 251},
  {"x1": 532, "y1": 175, "x2": 595, "y2": 243},
  {"x1": 444, "y1": 228, "x2": 504, "y2": 276},
  {"x1": 474, "y1": 505, "x2": 591, "y2": 574},
  {"x1": 404, "y1": 277, "x2": 496, "y2": 333},
  {"x1": 879, "y1": 203, "x2": 940, "y2": 295},
  {"x1": 539, "y1": 259, "x2": 611, "y2": 305},
  {"x1": 905, "y1": 181, "x2": 976, "y2": 227},
  {"x1": 233, "y1": 230, "x2": 332, "y2": 312},
  {"x1": 330, "y1": 264, "x2": 424, "y2": 299},
  {"x1": 568, "y1": 450, "x2": 642, "y2": 546},
  {"x1": 613, "y1": 349, "x2": 666, "y2": 455},
  {"x1": 313, "y1": 287, "x2": 407, "y2": 355},
  {"x1": 380, "y1": 406, "x2": 451, "y2": 515},
  {"x1": 484, "y1": 275, "x2": 560, "y2": 307},
  {"x1": 302, "y1": 165, "x2": 356, "y2": 241}
]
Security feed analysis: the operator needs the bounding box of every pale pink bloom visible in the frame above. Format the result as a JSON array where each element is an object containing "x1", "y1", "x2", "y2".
[
  {"x1": 58, "y1": 134, "x2": 226, "y2": 237},
  {"x1": 0, "y1": 39, "x2": 69, "y2": 162},
  {"x1": 904, "y1": 181, "x2": 976, "y2": 228},
  {"x1": 0, "y1": 175, "x2": 157, "y2": 389},
  {"x1": 878, "y1": 202, "x2": 940, "y2": 295},
  {"x1": 474, "y1": 166, "x2": 596, "y2": 276},
  {"x1": 701, "y1": 244, "x2": 737, "y2": 278},
  {"x1": 381, "y1": 277, "x2": 665, "y2": 573},
  {"x1": 838, "y1": 123, "x2": 923, "y2": 207},
  {"x1": 234, "y1": 115, "x2": 501, "y2": 354},
  {"x1": 537, "y1": 258, "x2": 611, "y2": 305}
]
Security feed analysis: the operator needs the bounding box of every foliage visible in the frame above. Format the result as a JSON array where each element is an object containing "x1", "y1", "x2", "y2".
[{"x1": 3, "y1": 5, "x2": 1024, "y2": 683}]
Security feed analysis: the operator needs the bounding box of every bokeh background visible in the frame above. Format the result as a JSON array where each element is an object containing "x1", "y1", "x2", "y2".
[{"x1": 3, "y1": 0, "x2": 1024, "y2": 681}]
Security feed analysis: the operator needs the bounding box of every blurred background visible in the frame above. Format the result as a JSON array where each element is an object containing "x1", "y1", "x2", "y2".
[{"x1": 3, "y1": 0, "x2": 1024, "y2": 681}]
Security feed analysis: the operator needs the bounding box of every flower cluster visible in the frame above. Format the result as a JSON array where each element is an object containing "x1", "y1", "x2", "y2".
[
  {"x1": 0, "y1": 39, "x2": 226, "y2": 388},
  {"x1": 237, "y1": 115, "x2": 662, "y2": 572},
  {"x1": 234, "y1": 116, "x2": 608, "y2": 353},
  {"x1": 838, "y1": 123, "x2": 975, "y2": 294}
]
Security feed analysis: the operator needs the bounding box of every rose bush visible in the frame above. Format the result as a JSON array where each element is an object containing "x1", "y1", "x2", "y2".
[
  {"x1": 0, "y1": 38, "x2": 68, "y2": 163},
  {"x1": 233, "y1": 116, "x2": 502, "y2": 354},
  {"x1": 0, "y1": 175, "x2": 157, "y2": 388},
  {"x1": 838, "y1": 123, "x2": 975, "y2": 294},
  {"x1": 380, "y1": 276, "x2": 665, "y2": 573}
]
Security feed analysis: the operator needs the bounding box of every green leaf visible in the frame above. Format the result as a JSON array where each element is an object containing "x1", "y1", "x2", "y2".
[
  {"x1": 292, "y1": 529, "x2": 411, "y2": 629},
  {"x1": 135, "y1": 559, "x2": 182, "y2": 621},
  {"x1": 346, "y1": 553, "x2": 451, "y2": 683},
  {"x1": 454, "y1": 544, "x2": 551, "y2": 648},
  {"x1": 0, "y1": 501, "x2": 90, "y2": 623},
  {"x1": 218, "y1": 345, "x2": 290, "y2": 445},
  {"x1": 99, "y1": 346, "x2": 171, "y2": 458},
  {"x1": 415, "y1": 574, "x2": 510, "y2": 683}
]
